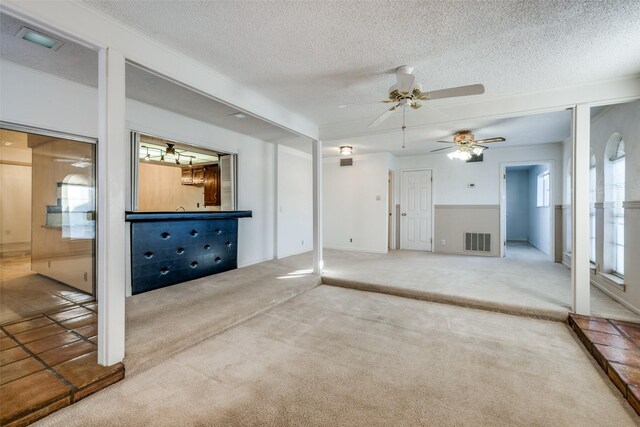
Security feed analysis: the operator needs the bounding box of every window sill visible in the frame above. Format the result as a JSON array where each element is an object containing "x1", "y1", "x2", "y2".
[{"x1": 598, "y1": 272, "x2": 625, "y2": 291}]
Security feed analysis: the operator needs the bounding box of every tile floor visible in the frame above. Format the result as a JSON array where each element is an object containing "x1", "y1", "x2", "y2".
[
  {"x1": 0, "y1": 302, "x2": 124, "y2": 427},
  {"x1": 1, "y1": 256, "x2": 95, "y2": 324},
  {"x1": 569, "y1": 313, "x2": 640, "y2": 415}
]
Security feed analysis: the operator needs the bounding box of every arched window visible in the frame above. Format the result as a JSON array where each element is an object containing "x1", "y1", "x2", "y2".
[
  {"x1": 605, "y1": 135, "x2": 624, "y2": 276},
  {"x1": 589, "y1": 153, "x2": 596, "y2": 263}
]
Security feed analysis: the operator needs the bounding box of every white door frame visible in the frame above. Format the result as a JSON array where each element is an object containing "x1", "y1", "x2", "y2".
[
  {"x1": 499, "y1": 160, "x2": 555, "y2": 259},
  {"x1": 400, "y1": 168, "x2": 433, "y2": 251},
  {"x1": 388, "y1": 169, "x2": 395, "y2": 250}
]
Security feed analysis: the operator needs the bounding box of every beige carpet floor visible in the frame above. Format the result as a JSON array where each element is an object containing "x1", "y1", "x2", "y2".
[
  {"x1": 125, "y1": 245, "x2": 638, "y2": 375},
  {"x1": 320, "y1": 246, "x2": 640, "y2": 322},
  {"x1": 36, "y1": 285, "x2": 637, "y2": 426},
  {"x1": 124, "y1": 256, "x2": 320, "y2": 374}
]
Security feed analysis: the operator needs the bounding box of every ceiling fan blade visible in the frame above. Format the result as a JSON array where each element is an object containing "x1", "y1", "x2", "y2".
[
  {"x1": 436, "y1": 140, "x2": 453, "y2": 143},
  {"x1": 337, "y1": 100, "x2": 392, "y2": 108},
  {"x1": 421, "y1": 84, "x2": 485, "y2": 100},
  {"x1": 396, "y1": 72, "x2": 415, "y2": 95},
  {"x1": 474, "y1": 137, "x2": 505, "y2": 143},
  {"x1": 474, "y1": 144, "x2": 490, "y2": 149},
  {"x1": 430, "y1": 146, "x2": 455, "y2": 153},
  {"x1": 368, "y1": 104, "x2": 399, "y2": 128}
]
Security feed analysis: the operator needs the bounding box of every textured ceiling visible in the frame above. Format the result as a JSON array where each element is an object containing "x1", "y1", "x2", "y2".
[
  {"x1": 85, "y1": 0, "x2": 640, "y2": 129},
  {"x1": 0, "y1": 12, "x2": 295, "y2": 143},
  {"x1": 0, "y1": 13, "x2": 98, "y2": 86}
]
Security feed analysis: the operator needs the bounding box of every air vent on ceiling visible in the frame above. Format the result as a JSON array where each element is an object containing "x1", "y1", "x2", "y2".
[
  {"x1": 464, "y1": 232, "x2": 491, "y2": 252},
  {"x1": 340, "y1": 158, "x2": 353, "y2": 166}
]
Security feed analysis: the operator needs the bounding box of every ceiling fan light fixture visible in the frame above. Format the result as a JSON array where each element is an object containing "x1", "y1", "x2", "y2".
[
  {"x1": 448, "y1": 149, "x2": 472, "y2": 161},
  {"x1": 339, "y1": 145, "x2": 353, "y2": 155}
]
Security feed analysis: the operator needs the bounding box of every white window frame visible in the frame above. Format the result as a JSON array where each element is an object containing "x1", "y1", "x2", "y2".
[
  {"x1": 536, "y1": 171, "x2": 550, "y2": 207},
  {"x1": 606, "y1": 137, "x2": 624, "y2": 278}
]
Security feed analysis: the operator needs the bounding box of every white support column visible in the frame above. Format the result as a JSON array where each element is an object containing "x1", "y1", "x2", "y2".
[
  {"x1": 572, "y1": 104, "x2": 591, "y2": 315},
  {"x1": 312, "y1": 139, "x2": 323, "y2": 274},
  {"x1": 97, "y1": 48, "x2": 127, "y2": 366}
]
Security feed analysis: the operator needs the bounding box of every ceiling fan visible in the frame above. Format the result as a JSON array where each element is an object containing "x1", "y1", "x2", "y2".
[
  {"x1": 430, "y1": 130, "x2": 505, "y2": 160},
  {"x1": 339, "y1": 65, "x2": 485, "y2": 128}
]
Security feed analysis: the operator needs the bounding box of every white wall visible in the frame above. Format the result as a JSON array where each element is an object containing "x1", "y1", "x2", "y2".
[
  {"x1": 0, "y1": 60, "x2": 98, "y2": 138},
  {"x1": 0, "y1": 59, "x2": 278, "y2": 267},
  {"x1": 276, "y1": 145, "x2": 313, "y2": 258},
  {"x1": 397, "y1": 144, "x2": 563, "y2": 206},
  {"x1": 323, "y1": 153, "x2": 392, "y2": 253}
]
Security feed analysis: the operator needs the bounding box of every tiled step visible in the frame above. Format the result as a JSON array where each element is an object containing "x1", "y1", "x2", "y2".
[
  {"x1": 0, "y1": 302, "x2": 124, "y2": 426},
  {"x1": 569, "y1": 313, "x2": 640, "y2": 416}
]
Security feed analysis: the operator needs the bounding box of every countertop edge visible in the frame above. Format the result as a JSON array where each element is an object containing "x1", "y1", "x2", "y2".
[{"x1": 125, "y1": 211, "x2": 252, "y2": 222}]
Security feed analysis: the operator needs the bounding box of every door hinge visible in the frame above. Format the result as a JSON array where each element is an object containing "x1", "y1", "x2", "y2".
[{"x1": 503, "y1": 174, "x2": 506, "y2": 179}]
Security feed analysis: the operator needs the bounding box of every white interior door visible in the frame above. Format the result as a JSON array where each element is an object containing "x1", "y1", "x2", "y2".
[{"x1": 401, "y1": 169, "x2": 432, "y2": 251}]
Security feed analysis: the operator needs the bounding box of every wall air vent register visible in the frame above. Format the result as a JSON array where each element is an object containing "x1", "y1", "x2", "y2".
[{"x1": 464, "y1": 232, "x2": 491, "y2": 252}]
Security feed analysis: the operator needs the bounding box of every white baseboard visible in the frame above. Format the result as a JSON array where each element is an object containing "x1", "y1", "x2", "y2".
[
  {"x1": 323, "y1": 245, "x2": 388, "y2": 254},
  {"x1": 238, "y1": 257, "x2": 273, "y2": 268},
  {"x1": 276, "y1": 249, "x2": 312, "y2": 259},
  {"x1": 591, "y1": 279, "x2": 640, "y2": 316}
]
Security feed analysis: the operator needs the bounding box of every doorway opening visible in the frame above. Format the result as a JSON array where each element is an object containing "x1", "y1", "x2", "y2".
[
  {"x1": 501, "y1": 162, "x2": 553, "y2": 259},
  {"x1": 0, "y1": 126, "x2": 96, "y2": 323}
]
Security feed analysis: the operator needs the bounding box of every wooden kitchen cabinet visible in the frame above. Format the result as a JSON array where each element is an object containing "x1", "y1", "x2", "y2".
[
  {"x1": 204, "y1": 165, "x2": 220, "y2": 206},
  {"x1": 192, "y1": 168, "x2": 205, "y2": 184},
  {"x1": 181, "y1": 168, "x2": 193, "y2": 184},
  {"x1": 181, "y1": 167, "x2": 205, "y2": 185}
]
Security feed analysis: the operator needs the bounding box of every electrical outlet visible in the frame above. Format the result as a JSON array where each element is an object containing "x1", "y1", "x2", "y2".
[{"x1": 441, "y1": 239, "x2": 446, "y2": 245}]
